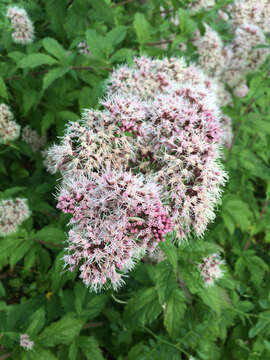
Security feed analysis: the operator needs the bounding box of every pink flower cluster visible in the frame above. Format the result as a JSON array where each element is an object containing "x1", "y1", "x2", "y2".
[
  {"x1": 46, "y1": 56, "x2": 227, "y2": 291},
  {"x1": 197, "y1": 253, "x2": 225, "y2": 286},
  {"x1": 57, "y1": 171, "x2": 172, "y2": 291}
]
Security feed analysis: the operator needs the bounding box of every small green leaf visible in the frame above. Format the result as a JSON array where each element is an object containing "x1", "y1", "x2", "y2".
[
  {"x1": 38, "y1": 315, "x2": 84, "y2": 347},
  {"x1": 124, "y1": 287, "x2": 162, "y2": 327},
  {"x1": 78, "y1": 336, "x2": 105, "y2": 360},
  {"x1": 43, "y1": 37, "x2": 67, "y2": 62},
  {"x1": 42, "y1": 67, "x2": 69, "y2": 91},
  {"x1": 0, "y1": 77, "x2": 8, "y2": 99},
  {"x1": 26, "y1": 307, "x2": 46, "y2": 336},
  {"x1": 19, "y1": 54, "x2": 58, "y2": 68},
  {"x1": 133, "y1": 13, "x2": 152, "y2": 44},
  {"x1": 164, "y1": 289, "x2": 186, "y2": 338}
]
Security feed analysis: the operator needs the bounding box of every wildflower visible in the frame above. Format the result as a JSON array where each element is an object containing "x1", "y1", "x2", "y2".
[
  {"x1": 234, "y1": 83, "x2": 249, "y2": 98},
  {"x1": 197, "y1": 253, "x2": 225, "y2": 286},
  {"x1": 57, "y1": 170, "x2": 173, "y2": 291},
  {"x1": 20, "y1": 334, "x2": 34, "y2": 350},
  {"x1": 77, "y1": 41, "x2": 91, "y2": 56},
  {"x1": 6, "y1": 6, "x2": 34, "y2": 45},
  {"x1": 0, "y1": 104, "x2": 20, "y2": 143},
  {"x1": 189, "y1": 0, "x2": 216, "y2": 13},
  {"x1": 22, "y1": 126, "x2": 46, "y2": 152},
  {"x1": 0, "y1": 198, "x2": 30, "y2": 236},
  {"x1": 195, "y1": 24, "x2": 225, "y2": 76},
  {"x1": 217, "y1": 10, "x2": 229, "y2": 21}
]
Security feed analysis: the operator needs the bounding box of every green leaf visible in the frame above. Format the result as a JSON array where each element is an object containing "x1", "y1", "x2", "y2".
[
  {"x1": 10, "y1": 240, "x2": 32, "y2": 269},
  {"x1": 90, "y1": 0, "x2": 114, "y2": 25},
  {"x1": 22, "y1": 347, "x2": 58, "y2": 360},
  {"x1": 124, "y1": 287, "x2": 162, "y2": 327},
  {"x1": 74, "y1": 282, "x2": 107, "y2": 319},
  {"x1": 35, "y1": 226, "x2": 66, "y2": 244},
  {"x1": 248, "y1": 311, "x2": 270, "y2": 338},
  {"x1": 38, "y1": 315, "x2": 84, "y2": 347},
  {"x1": 178, "y1": 9, "x2": 196, "y2": 35},
  {"x1": 159, "y1": 238, "x2": 178, "y2": 273},
  {"x1": 154, "y1": 261, "x2": 177, "y2": 304},
  {"x1": 43, "y1": 37, "x2": 67, "y2": 62},
  {"x1": 43, "y1": 67, "x2": 69, "y2": 91},
  {"x1": 0, "y1": 281, "x2": 6, "y2": 297},
  {"x1": 86, "y1": 29, "x2": 109, "y2": 59},
  {"x1": 78, "y1": 336, "x2": 104, "y2": 360},
  {"x1": 164, "y1": 289, "x2": 186, "y2": 338},
  {"x1": 133, "y1": 13, "x2": 152, "y2": 44},
  {"x1": 19, "y1": 54, "x2": 58, "y2": 68},
  {"x1": 26, "y1": 307, "x2": 46, "y2": 336},
  {"x1": 0, "y1": 77, "x2": 8, "y2": 99},
  {"x1": 106, "y1": 26, "x2": 127, "y2": 47}
]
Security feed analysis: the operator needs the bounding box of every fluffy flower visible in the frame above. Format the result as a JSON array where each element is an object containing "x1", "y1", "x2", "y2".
[
  {"x1": 6, "y1": 6, "x2": 34, "y2": 45},
  {"x1": 0, "y1": 104, "x2": 20, "y2": 143},
  {"x1": 189, "y1": 0, "x2": 216, "y2": 12},
  {"x1": 0, "y1": 198, "x2": 30, "y2": 236},
  {"x1": 77, "y1": 41, "x2": 91, "y2": 56},
  {"x1": 195, "y1": 24, "x2": 226, "y2": 76},
  {"x1": 197, "y1": 252, "x2": 225, "y2": 286},
  {"x1": 20, "y1": 334, "x2": 34, "y2": 350},
  {"x1": 22, "y1": 125, "x2": 46, "y2": 152},
  {"x1": 57, "y1": 170, "x2": 173, "y2": 291},
  {"x1": 234, "y1": 83, "x2": 249, "y2": 98},
  {"x1": 46, "y1": 56, "x2": 228, "y2": 290}
]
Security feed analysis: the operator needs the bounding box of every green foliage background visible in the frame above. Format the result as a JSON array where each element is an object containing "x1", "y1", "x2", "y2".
[{"x1": 1, "y1": 0, "x2": 270, "y2": 359}]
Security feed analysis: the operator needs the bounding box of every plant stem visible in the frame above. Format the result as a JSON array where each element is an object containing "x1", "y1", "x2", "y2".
[
  {"x1": 0, "y1": 353, "x2": 11, "y2": 360},
  {"x1": 112, "y1": 0, "x2": 137, "y2": 7}
]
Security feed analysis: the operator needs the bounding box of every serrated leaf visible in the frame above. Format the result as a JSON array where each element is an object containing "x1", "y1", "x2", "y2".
[
  {"x1": 178, "y1": 9, "x2": 196, "y2": 35},
  {"x1": 19, "y1": 54, "x2": 58, "y2": 68},
  {"x1": 35, "y1": 226, "x2": 66, "y2": 244},
  {"x1": 26, "y1": 307, "x2": 46, "y2": 336},
  {"x1": 38, "y1": 315, "x2": 84, "y2": 347},
  {"x1": 106, "y1": 26, "x2": 127, "y2": 46},
  {"x1": 78, "y1": 336, "x2": 105, "y2": 360},
  {"x1": 43, "y1": 37, "x2": 67, "y2": 62},
  {"x1": 248, "y1": 312, "x2": 270, "y2": 338},
  {"x1": 10, "y1": 240, "x2": 32, "y2": 269},
  {"x1": 154, "y1": 261, "x2": 177, "y2": 304},
  {"x1": 74, "y1": 282, "x2": 107, "y2": 318},
  {"x1": 159, "y1": 238, "x2": 178, "y2": 273},
  {"x1": 43, "y1": 67, "x2": 69, "y2": 91},
  {"x1": 133, "y1": 13, "x2": 152, "y2": 44},
  {"x1": 164, "y1": 289, "x2": 186, "y2": 338},
  {"x1": 124, "y1": 287, "x2": 162, "y2": 327}
]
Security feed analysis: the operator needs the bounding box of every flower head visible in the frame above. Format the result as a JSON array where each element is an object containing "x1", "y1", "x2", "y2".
[
  {"x1": 20, "y1": 334, "x2": 34, "y2": 350},
  {"x1": 0, "y1": 198, "x2": 30, "y2": 236},
  {"x1": 7, "y1": 6, "x2": 34, "y2": 45},
  {"x1": 0, "y1": 104, "x2": 20, "y2": 143},
  {"x1": 197, "y1": 252, "x2": 225, "y2": 286}
]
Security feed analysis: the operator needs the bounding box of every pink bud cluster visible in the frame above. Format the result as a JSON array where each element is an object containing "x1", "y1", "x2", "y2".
[
  {"x1": 57, "y1": 171, "x2": 172, "y2": 291},
  {"x1": 0, "y1": 104, "x2": 20, "y2": 144},
  {"x1": 6, "y1": 6, "x2": 34, "y2": 45},
  {"x1": 197, "y1": 253, "x2": 225, "y2": 286},
  {"x1": 20, "y1": 334, "x2": 34, "y2": 350},
  {"x1": 46, "y1": 56, "x2": 227, "y2": 291},
  {"x1": 0, "y1": 198, "x2": 30, "y2": 236}
]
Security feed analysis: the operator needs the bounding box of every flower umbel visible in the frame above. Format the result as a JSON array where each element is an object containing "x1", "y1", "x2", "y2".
[
  {"x1": 197, "y1": 253, "x2": 225, "y2": 286},
  {"x1": 20, "y1": 334, "x2": 34, "y2": 350}
]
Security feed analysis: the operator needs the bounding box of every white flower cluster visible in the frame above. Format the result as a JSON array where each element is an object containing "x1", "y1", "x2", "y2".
[
  {"x1": 195, "y1": 0, "x2": 270, "y2": 99},
  {"x1": 0, "y1": 198, "x2": 30, "y2": 236},
  {"x1": 6, "y1": 6, "x2": 34, "y2": 45},
  {"x1": 0, "y1": 104, "x2": 20, "y2": 144},
  {"x1": 197, "y1": 252, "x2": 225, "y2": 286},
  {"x1": 22, "y1": 126, "x2": 46, "y2": 152},
  {"x1": 20, "y1": 334, "x2": 34, "y2": 350}
]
